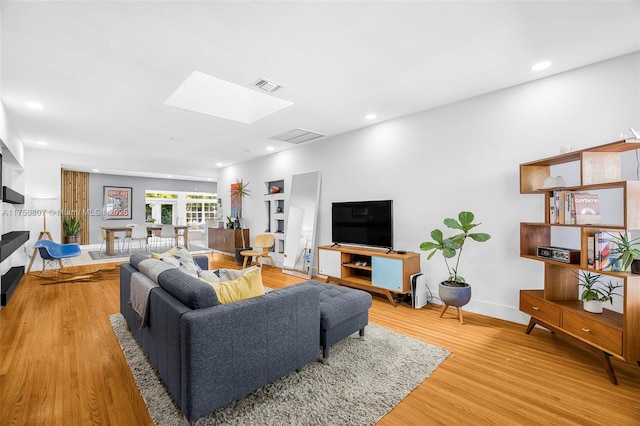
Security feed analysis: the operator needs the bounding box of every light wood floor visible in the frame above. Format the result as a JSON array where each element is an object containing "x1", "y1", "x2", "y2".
[{"x1": 1, "y1": 253, "x2": 639, "y2": 425}]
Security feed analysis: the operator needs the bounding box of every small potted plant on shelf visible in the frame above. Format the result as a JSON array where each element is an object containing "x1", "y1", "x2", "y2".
[
  {"x1": 62, "y1": 216, "x2": 81, "y2": 244},
  {"x1": 419, "y1": 211, "x2": 491, "y2": 323},
  {"x1": 608, "y1": 231, "x2": 640, "y2": 274},
  {"x1": 577, "y1": 271, "x2": 622, "y2": 314}
]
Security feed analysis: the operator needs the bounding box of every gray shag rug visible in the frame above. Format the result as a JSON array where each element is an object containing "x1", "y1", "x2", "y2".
[{"x1": 109, "y1": 313, "x2": 450, "y2": 426}]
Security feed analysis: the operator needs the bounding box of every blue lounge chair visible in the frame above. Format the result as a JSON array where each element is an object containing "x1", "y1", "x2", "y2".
[{"x1": 32, "y1": 239, "x2": 82, "y2": 272}]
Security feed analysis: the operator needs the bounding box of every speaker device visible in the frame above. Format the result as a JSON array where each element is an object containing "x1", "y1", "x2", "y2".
[{"x1": 536, "y1": 246, "x2": 580, "y2": 264}]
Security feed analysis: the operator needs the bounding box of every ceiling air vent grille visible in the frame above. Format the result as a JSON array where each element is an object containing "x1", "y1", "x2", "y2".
[
  {"x1": 270, "y1": 128, "x2": 326, "y2": 144},
  {"x1": 252, "y1": 78, "x2": 283, "y2": 93}
]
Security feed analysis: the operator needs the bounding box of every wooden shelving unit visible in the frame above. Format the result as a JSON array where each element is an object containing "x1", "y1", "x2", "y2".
[
  {"x1": 264, "y1": 179, "x2": 285, "y2": 263},
  {"x1": 519, "y1": 139, "x2": 640, "y2": 384}
]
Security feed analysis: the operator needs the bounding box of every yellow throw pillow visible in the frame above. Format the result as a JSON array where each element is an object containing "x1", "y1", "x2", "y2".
[{"x1": 209, "y1": 267, "x2": 265, "y2": 304}]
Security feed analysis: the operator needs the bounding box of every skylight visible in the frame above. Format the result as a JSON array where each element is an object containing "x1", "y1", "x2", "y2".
[{"x1": 163, "y1": 71, "x2": 294, "y2": 124}]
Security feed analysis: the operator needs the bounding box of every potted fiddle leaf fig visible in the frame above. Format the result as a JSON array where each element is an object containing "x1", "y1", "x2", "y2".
[
  {"x1": 420, "y1": 211, "x2": 491, "y2": 322},
  {"x1": 577, "y1": 271, "x2": 621, "y2": 314},
  {"x1": 62, "y1": 216, "x2": 82, "y2": 244},
  {"x1": 230, "y1": 178, "x2": 252, "y2": 265}
]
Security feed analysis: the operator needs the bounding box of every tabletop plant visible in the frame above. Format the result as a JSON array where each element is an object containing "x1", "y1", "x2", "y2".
[
  {"x1": 577, "y1": 271, "x2": 621, "y2": 314},
  {"x1": 577, "y1": 271, "x2": 621, "y2": 303},
  {"x1": 420, "y1": 211, "x2": 491, "y2": 286},
  {"x1": 608, "y1": 231, "x2": 640, "y2": 272}
]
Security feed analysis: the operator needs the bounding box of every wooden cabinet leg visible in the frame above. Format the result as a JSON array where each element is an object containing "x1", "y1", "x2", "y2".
[
  {"x1": 599, "y1": 351, "x2": 618, "y2": 385},
  {"x1": 525, "y1": 318, "x2": 536, "y2": 334},
  {"x1": 383, "y1": 290, "x2": 397, "y2": 307}
]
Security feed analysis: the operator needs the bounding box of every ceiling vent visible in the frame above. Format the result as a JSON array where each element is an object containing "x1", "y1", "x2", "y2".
[
  {"x1": 270, "y1": 128, "x2": 326, "y2": 144},
  {"x1": 252, "y1": 78, "x2": 283, "y2": 93}
]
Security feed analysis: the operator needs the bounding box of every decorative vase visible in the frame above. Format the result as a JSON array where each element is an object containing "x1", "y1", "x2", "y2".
[
  {"x1": 583, "y1": 299, "x2": 604, "y2": 314},
  {"x1": 439, "y1": 281, "x2": 471, "y2": 307},
  {"x1": 631, "y1": 259, "x2": 640, "y2": 274}
]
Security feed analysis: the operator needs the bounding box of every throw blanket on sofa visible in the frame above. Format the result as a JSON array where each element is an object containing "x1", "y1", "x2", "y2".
[{"x1": 129, "y1": 272, "x2": 159, "y2": 328}]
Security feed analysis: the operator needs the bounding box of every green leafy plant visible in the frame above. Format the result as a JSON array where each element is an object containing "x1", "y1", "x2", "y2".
[
  {"x1": 62, "y1": 216, "x2": 81, "y2": 236},
  {"x1": 608, "y1": 231, "x2": 640, "y2": 272},
  {"x1": 230, "y1": 178, "x2": 251, "y2": 199},
  {"x1": 577, "y1": 271, "x2": 621, "y2": 303},
  {"x1": 419, "y1": 211, "x2": 491, "y2": 284}
]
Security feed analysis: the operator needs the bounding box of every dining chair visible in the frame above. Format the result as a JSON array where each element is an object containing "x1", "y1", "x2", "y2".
[
  {"x1": 125, "y1": 224, "x2": 150, "y2": 254},
  {"x1": 157, "y1": 224, "x2": 178, "y2": 250},
  {"x1": 99, "y1": 226, "x2": 122, "y2": 254},
  {"x1": 240, "y1": 234, "x2": 275, "y2": 269}
]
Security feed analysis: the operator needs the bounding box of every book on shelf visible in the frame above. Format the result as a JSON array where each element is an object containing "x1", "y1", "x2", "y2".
[
  {"x1": 565, "y1": 192, "x2": 575, "y2": 225},
  {"x1": 596, "y1": 231, "x2": 622, "y2": 271},
  {"x1": 587, "y1": 235, "x2": 595, "y2": 268},
  {"x1": 552, "y1": 190, "x2": 564, "y2": 224},
  {"x1": 549, "y1": 191, "x2": 601, "y2": 225},
  {"x1": 574, "y1": 192, "x2": 601, "y2": 225}
]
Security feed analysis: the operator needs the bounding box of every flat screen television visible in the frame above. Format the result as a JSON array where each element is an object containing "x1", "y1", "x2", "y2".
[{"x1": 331, "y1": 200, "x2": 393, "y2": 249}]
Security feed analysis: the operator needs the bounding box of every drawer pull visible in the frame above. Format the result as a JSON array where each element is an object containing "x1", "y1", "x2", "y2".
[
  {"x1": 581, "y1": 328, "x2": 591, "y2": 333},
  {"x1": 532, "y1": 306, "x2": 540, "y2": 310}
]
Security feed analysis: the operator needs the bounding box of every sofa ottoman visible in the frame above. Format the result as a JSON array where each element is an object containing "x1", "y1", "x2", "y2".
[{"x1": 304, "y1": 280, "x2": 373, "y2": 362}]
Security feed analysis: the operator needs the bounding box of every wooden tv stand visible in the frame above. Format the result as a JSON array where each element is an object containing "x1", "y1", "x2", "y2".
[{"x1": 317, "y1": 245, "x2": 421, "y2": 306}]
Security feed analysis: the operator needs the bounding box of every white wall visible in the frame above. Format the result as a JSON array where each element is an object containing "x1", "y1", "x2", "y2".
[{"x1": 219, "y1": 52, "x2": 640, "y2": 324}]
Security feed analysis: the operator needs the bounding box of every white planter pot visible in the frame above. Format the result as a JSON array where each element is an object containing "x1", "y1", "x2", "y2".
[{"x1": 583, "y1": 300, "x2": 604, "y2": 314}]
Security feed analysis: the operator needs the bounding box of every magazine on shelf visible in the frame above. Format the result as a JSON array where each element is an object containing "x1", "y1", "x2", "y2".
[{"x1": 574, "y1": 192, "x2": 601, "y2": 225}]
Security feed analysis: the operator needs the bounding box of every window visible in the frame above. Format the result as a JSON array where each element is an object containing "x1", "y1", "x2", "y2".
[
  {"x1": 186, "y1": 194, "x2": 217, "y2": 223},
  {"x1": 145, "y1": 191, "x2": 217, "y2": 224}
]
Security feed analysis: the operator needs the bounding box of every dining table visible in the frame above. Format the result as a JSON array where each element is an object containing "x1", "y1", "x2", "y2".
[{"x1": 101, "y1": 224, "x2": 190, "y2": 256}]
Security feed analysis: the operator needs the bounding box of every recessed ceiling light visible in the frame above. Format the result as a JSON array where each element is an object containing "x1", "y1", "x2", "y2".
[
  {"x1": 167, "y1": 175, "x2": 172, "y2": 178},
  {"x1": 531, "y1": 61, "x2": 551, "y2": 71},
  {"x1": 216, "y1": 162, "x2": 224, "y2": 167},
  {"x1": 92, "y1": 169, "x2": 100, "y2": 172},
  {"x1": 207, "y1": 178, "x2": 213, "y2": 181},
  {"x1": 36, "y1": 141, "x2": 48, "y2": 146},
  {"x1": 266, "y1": 146, "x2": 275, "y2": 151},
  {"x1": 365, "y1": 114, "x2": 377, "y2": 120},
  {"x1": 26, "y1": 101, "x2": 44, "y2": 110}
]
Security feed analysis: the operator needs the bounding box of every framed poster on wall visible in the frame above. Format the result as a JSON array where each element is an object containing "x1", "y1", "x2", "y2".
[{"x1": 103, "y1": 186, "x2": 132, "y2": 220}]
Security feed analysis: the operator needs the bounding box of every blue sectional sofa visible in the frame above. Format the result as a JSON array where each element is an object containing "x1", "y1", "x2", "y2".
[{"x1": 119, "y1": 253, "x2": 321, "y2": 422}]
